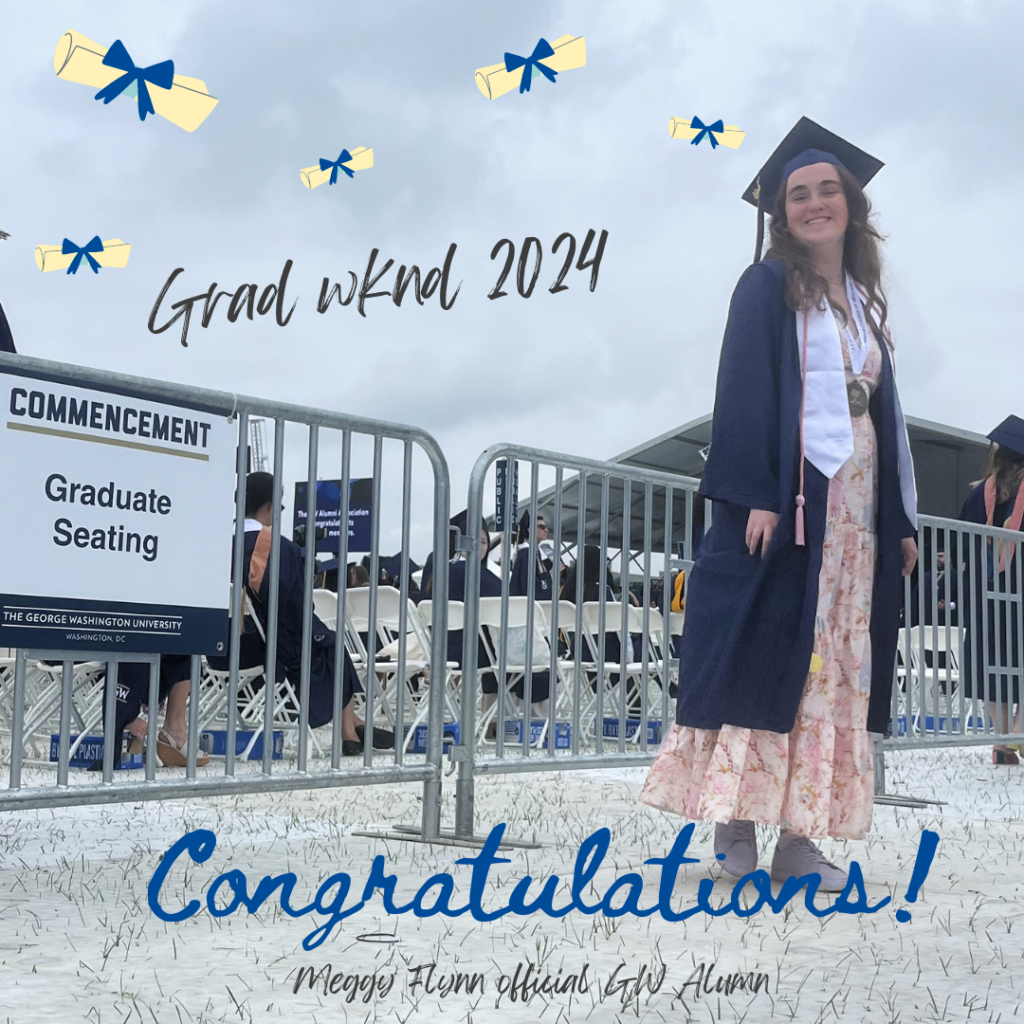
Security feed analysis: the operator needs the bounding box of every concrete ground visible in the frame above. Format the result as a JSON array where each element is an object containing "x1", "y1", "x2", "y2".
[{"x1": 0, "y1": 745, "x2": 1021, "y2": 1023}]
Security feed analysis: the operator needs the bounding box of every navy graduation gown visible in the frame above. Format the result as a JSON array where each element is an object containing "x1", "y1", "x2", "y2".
[
  {"x1": 959, "y1": 482, "x2": 1022, "y2": 704},
  {"x1": 206, "y1": 528, "x2": 358, "y2": 727},
  {"x1": 510, "y1": 546, "x2": 553, "y2": 600},
  {"x1": 447, "y1": 556, "x2": 502, "y2": 666},
  {"x1": 0, "y1": 301, "x2": 14, "y2": 353},
  {"x1": 675, "y1": 259, "x2": 914, "y2": 736}
]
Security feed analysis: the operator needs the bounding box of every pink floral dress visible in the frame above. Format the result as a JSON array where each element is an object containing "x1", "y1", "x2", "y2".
[{"x1": 640, "y1": 328, "x2": 882, "y2": 840}]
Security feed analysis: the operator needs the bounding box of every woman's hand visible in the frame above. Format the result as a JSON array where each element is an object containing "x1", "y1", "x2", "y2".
[
  {"x1": 746, "y1": 509, "x2": 780, "y2": 557},
  {"x1": 901, "y1": 537, "x2": 919, "y2": 576}
]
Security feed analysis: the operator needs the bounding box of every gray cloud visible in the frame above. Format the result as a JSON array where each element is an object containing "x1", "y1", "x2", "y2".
[{"x1": 2, "y1": 0, "x2": 1022, "y2": 548}]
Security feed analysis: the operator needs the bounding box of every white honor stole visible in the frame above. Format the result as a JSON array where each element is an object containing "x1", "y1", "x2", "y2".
[{"x1": 797, "y1": 278, "x2": 917, "y2": 542}]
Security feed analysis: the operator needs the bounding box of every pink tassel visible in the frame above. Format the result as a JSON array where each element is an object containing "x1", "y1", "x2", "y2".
[{"x1": 795, "y1": 495, "x2": 806, "y2": 547}]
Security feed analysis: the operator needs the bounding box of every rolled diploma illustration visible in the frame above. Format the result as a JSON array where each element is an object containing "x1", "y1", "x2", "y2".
[
  {"x1": 54, "y1": 29, "x2": 218, "y2": 132},
  {"x1": 35, "y1": 241, "x2": 132, "y2": 273},
  {"x1": 299, "y1": 147, "x2": 374, "y2": 189},
  {"x1": 669, "y1": 117, "x2": 745, "y2": 149},
  {"x1": 475, "y1": 34, "x2": 586, "y2": 100}
]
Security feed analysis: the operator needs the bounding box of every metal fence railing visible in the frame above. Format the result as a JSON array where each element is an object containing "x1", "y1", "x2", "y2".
[
  {"x1": 453, "y1": 444, "x2": 701, "y2": 838},
  {"x1": 885, "y1": 513, "x2": 1023, "y2": 752},
  {"x1": 2, "y1": 353, "x2": 1020, "y2": 835},
  {"x1": 0, "y1": 352, "x2": 451, "y2": 839},
  {"x1": 449, "y1": 448, "x2": 1024, "y2": 831}
]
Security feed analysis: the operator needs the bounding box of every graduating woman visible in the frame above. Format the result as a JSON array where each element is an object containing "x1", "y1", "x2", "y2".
[
  {"x1": 640, "y1": 118, "x2": 918, "y2": 891},
  {"x1": 959, "y1": 415, "x2": 1024, "y2": 764}
]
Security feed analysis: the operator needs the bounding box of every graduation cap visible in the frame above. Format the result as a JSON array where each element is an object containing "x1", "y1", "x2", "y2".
[
  {"x1": 988, "y1": 415, "x2": 1024, "y2": 459},
  {"x1": 743, "y1": 116, "x2": 884, "y2": 263}
]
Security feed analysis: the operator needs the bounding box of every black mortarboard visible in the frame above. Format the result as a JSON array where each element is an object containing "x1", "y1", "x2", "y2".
[
  {"x1": 988, "y1": 415, "x2": 1024, "y2": 459},
  {"x1": 742, "y1": 116, "x2": 884, "y2": 262}
]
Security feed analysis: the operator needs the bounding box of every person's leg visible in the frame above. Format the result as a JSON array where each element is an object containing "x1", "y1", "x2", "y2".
[
  {"x1": 342, "y1": 698, "x2": 360, "y2": 741},
  {"x1": 161, "y1": 679, "x2": 189, "y2": 747},
  {"x1": 155, "y1": 657, "x2": 210, "y2": 766},
  {"x1": 993, "y1": 700, "x2": 1020, "y2": 763}
]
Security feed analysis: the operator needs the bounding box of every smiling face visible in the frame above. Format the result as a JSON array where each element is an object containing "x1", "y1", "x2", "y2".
[{"x1": 783, "y1": 162, "x2": 849, "y2": 249}]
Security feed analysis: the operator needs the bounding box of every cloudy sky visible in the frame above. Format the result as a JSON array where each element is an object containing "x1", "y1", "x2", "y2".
[{"x1": 2, "y1": 0, "x2": 1022, "y2": 557}]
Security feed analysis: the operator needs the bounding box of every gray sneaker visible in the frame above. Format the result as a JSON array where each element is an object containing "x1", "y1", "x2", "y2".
[
  {"x1": 770, "y1": 832, "x2": 848, "y2": 892},
  {"x1": 714, "y1": 819, "x2": 757, "y2": 877}
]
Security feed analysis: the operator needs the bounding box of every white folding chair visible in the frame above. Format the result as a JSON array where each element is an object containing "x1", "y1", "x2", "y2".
[
  {"x1": 897, "y1": 625, "x2": 962, "y2": 722},
  {"x1": 575, "y1": 602, "x2": 649, "y2": 739},
  {"x1": 395, "y1": 598, "x2": 463, "y2": 752},
  {"x1": 343, "y1": 587, "x2": 433, "y2": 736},
  {"x1": 475, "y1": 596, "x2": 560, "y2": 746},
  {"x1": 312, "y1": 588, "x2": 339, "y2": 630}
]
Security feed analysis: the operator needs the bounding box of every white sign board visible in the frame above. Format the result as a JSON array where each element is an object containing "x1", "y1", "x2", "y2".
[{"x1": 0, "y1": 369, "x2": 235, "y2": 653}]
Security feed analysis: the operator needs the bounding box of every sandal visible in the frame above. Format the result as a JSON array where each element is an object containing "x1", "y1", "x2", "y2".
[
  {"x1": 157, "y1": 729, "x2": 210, "y2": 768},
  {"x1": 993, "y1": 746, "x2": 1020, "y2": 765}
]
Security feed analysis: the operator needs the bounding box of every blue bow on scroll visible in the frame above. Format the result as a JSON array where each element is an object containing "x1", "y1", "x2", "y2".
[
  {"x1": 93, "y1": 40, "x2": 175, "y2": 122},
  {"x1": 62, "y1": 236, "x2": 104, "y2": 275},
  {"x1": 690, "y1": 116, "x2": 725, "y2": 148},
  {"x1": 504, "y1": 38, "x2": 558, "y2": 93},
  {"x1": 319, "y1": 150, "x2": 355, "y2": 185}
]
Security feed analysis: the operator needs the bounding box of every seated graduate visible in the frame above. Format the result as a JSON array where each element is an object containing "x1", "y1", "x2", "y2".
[
  {"x1": 447, "y1": 510, "x2": 502, "y2": 667},
  {"x1": 510, "y1": 510, "x2": 553, "y2": 600},
  {"x1": 107, "y1": 655, "x2": 210, "y2": 768},
  {"x1": 448, "y1": 511, "x2": 551, "y2": 732},
  {"x1": 906, "y1": 549, "x2": 958, "y2": 626},
  {"x1": 209, "y1": 472, "x2": 393, "y2": 755}
]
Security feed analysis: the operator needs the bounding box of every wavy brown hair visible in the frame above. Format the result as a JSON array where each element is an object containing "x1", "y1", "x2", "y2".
[
  {"x1": 763, "y1": 163, "x2": 888, "y2": 330},
  {"x1": 978, "y1": 445, "x2": 1024, "y2": 503}
]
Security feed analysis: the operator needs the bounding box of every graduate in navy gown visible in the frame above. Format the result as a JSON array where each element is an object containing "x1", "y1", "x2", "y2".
[
  {"x1": 445, "y1": 513, "x2": 502, "y2": 719},
  {"x1": 509, "y1": 510, "x2": 553, "y2": 601},
  {"x1": 959, "y1": 415, "x2": 1024, "y2": 764},
  {"x1": 640, "y1": 118, "x2": 919, "y2": 891},
  {"x1": 208, "y1": 473, "x2": 393, "y2": 755}
]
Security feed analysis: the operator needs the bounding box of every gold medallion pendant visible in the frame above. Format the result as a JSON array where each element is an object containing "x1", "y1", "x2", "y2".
[{"x1": 847, "y1": 380, "x2": 869, "y2": 417}]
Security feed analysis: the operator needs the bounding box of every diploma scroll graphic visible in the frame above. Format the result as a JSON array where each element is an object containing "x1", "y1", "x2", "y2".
[
  {"x1": 669, "y1": 117, "x2": 746, "y2": 149},
  {"x1": 35, "y1": 240, "x2": 132, "y2": 273},
  {"x1": 54, "y1": 30, "x2": 218, "y2": 132},
  {"x1": 300, "y1": 148, "x2": 374, "y2": 189},
  {"x1": 475, "y1": 34, "x2": 586, "y2": 100}
]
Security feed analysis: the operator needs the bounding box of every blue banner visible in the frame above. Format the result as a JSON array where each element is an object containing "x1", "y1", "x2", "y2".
[{"x1": 293, "y1": 479, "x2": 373, "y2": 553}]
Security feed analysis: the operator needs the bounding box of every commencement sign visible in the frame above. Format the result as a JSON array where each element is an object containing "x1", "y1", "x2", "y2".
[{"x1": 0, "y1": 369, "x2": 235, "y2": 654}]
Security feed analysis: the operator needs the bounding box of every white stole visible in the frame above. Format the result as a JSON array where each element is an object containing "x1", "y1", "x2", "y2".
[{"x1": 799, "y1": 281, "x2": 918, "y2": 528}]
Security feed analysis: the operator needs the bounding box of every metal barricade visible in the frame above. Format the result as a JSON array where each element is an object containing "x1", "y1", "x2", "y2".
[
  {"x1": 884, "y1": 513, "x2": 1024, "y2": 754},
  {"x1": 454, "y1": 444, "x2": 701, "y2": 838},
  {"x1": 0, "y1": 352, "x2": 451, "y2": 840},
  {"x1": 451, "y1": 450, "x2": 1024, "y2": 825}
]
